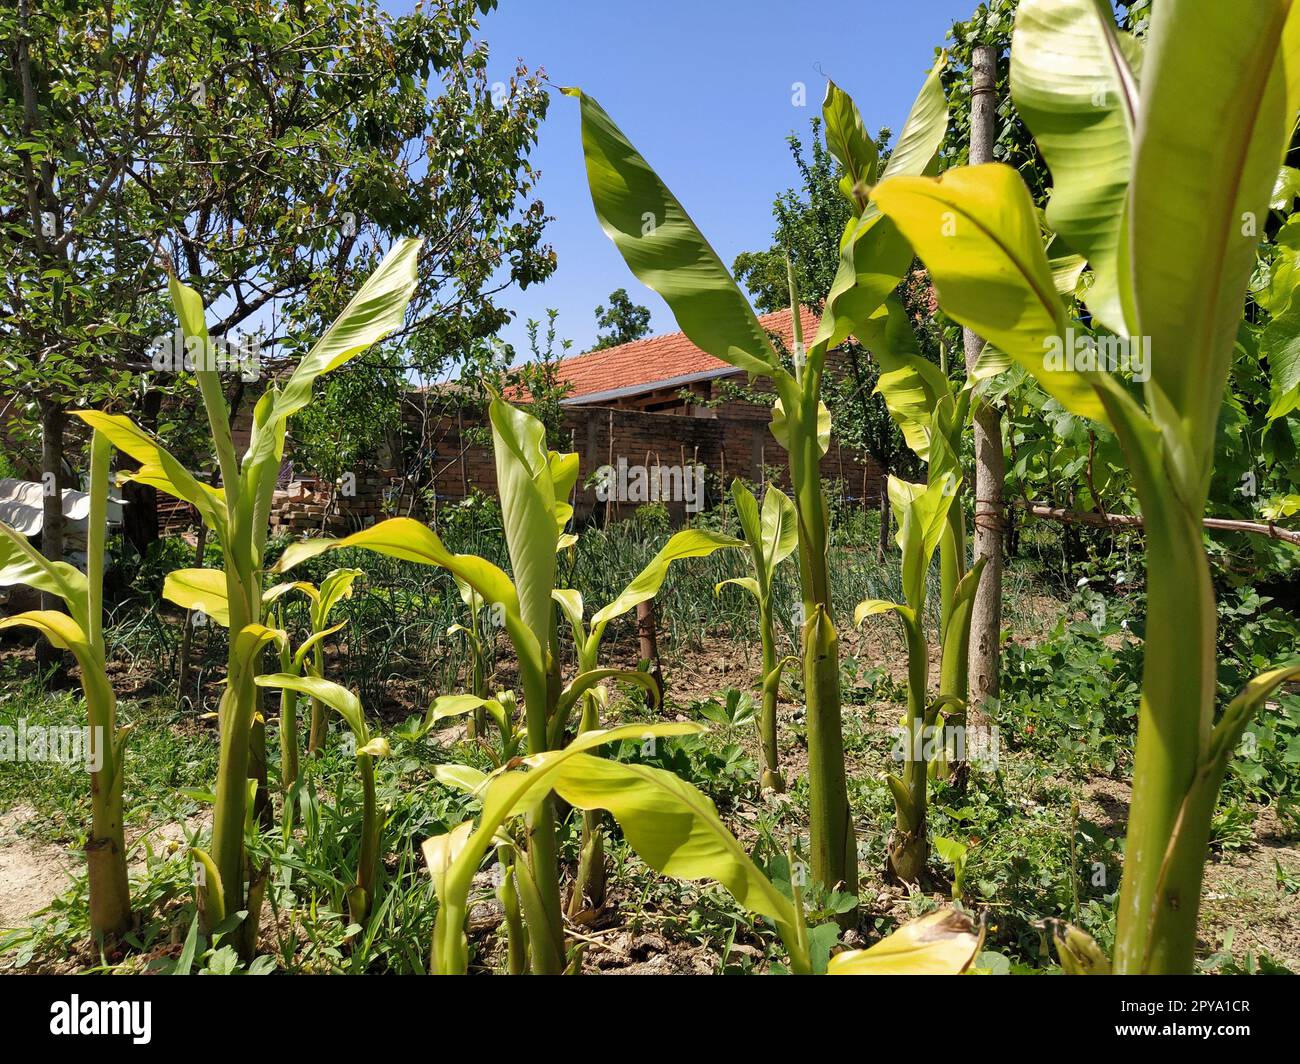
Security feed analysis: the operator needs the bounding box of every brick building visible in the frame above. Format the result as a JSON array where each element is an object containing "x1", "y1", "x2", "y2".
[{"x1": 161, "y1": 306, "x2": 884, "y2": 533}]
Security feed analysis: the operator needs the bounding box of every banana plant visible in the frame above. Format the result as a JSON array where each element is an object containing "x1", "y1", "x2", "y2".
[
  {"x1": 566, "y1": 57, "x2": 949, "y2": 895},
  {"x1": 858, "y1": 300, "x2": 985, "y2": 777},
  {"x1": 263, "y1": 568, "x2": 365, "y2": 762},
  {"x1": 855, "y1": 476, "x2": 986, "y2": 881},
  {"x1": 74, "y1": 236, "x2": 421, "y2": 955},
  {"x1": 272, "y1": 395, "x2": 662, "y2": 973},
  {"x1": 869, "y1": 0, "x2": 1300, "y2": 971},
  {"x1": 255, "y1": 673, "x2": 389, "y2": 925},
  {"x1": 163, "y1": 566, "x2": 362, "y2": 792},
  {"x1": 0, "y1": 430, "x2": 131, "y2": 937},
  {"x1": 422, "y1": 688, "x2": 528, "y2": 970},
  {"x1": 712, "y1": 480, "x2": 798, "y2": 792},
  {"x1": 422, "y1": 720, "x2": 984, "y2": 975},
  {"x1": 553, "y1": 517, "x2": 774, "y2": 911}
]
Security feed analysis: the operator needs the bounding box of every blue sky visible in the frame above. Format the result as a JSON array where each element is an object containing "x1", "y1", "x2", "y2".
[{"x1": 392, "y1": 0, "x2": 978, "y2": 359}]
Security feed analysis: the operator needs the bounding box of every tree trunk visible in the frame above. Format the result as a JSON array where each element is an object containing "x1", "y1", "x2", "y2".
[
  {"x1": 635, "y1": 598, "x2": 664, "y2": 699},
  {"x1": 119, "y1": 390, "x2": 162, "y2": 554},
  {"x1": 963, "y1": 43, "x2": 1005, "y2": 718}
]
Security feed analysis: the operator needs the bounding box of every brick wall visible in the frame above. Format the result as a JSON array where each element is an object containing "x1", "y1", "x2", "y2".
[
  {"x1": 215, "y1": 388, "x2": 883, "y2": 533},
  {"x1": 398, "y1": 396, "x2": 883, "y2": 525}
]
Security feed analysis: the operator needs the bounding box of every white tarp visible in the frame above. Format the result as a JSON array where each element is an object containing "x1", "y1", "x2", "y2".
[{"x1": 0, "y1": 478, "x2": 125, "y2": 536}]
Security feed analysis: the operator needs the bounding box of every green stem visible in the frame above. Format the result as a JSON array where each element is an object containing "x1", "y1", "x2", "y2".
[
  {"x1": 569, "y1": 688, "x2": 606, "y2": 915},
  {"x1": 307, "y1": 642, "x2": 326, "y2": 755},
  {"x1": 208, "y1": 572, "x2": 260, "y2": 953},
  {"x1": 497, "y1": 844, "x2": 528, "y2": 975},
  {"x1": 1113, "y1": 512, "x2": 1215, "y2": 973},
  {"x1": 350, "y1": 752, "x2": 381, "y2": 925},
  {"x1": 889, "y1": 621, "x2": 930, "y2": 882},
  {"x1": 757, "y1": 601, "x2": 784, "y2": 791},
  {"x1": 83, "y1": 432, "x2": 130, "y2": 937}
]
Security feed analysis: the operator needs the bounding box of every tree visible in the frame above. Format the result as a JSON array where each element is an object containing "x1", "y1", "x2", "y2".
[
  {"x1": 591, "y1": 288, "x2": 651, "y2": 349},
  {"x1": 0, "y1": 0, "x2": 554, "y2": 578}
]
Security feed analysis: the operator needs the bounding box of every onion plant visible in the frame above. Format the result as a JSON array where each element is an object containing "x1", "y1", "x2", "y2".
[
  {"x1": 0, "y1": 430, "x2": 131, "y2": 937},
  {"x1": 868, "y1": 0, "x2": 1300, "y2": 971},
  {"x1": 565, "y1": 59, "x2": 949, "y2": 895},
  {"x1": 73, "y1": 237, "x2": 421, "y2": 955}
]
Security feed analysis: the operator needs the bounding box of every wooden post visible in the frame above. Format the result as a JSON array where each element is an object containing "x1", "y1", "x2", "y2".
[
  {"x1": 636, "y1": 599, "x2": 665, "y2": 701},
  {"x1": 964, "y1": 42, "x2": 1005, "y2": 715}
]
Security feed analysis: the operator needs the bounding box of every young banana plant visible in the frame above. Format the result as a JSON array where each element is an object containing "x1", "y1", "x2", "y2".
[
  {"x1": 423, "y1": 688, "x2": 528, "y2": 970},
  {"x1": 272, "y1": 395, "x2": 661, "y2": 973},
  {"x1": 422, "y1": 719, "x2": 985, "y2": 975},
  {"x1": 712, "y1": 480, "x2": 799, "y2": 791},
  {"x1": 163, "y1": 566, "x2": 362, "y2": 794},
  {"x1": 551, "y1": 513, "x2": 779, "y2": 912},
  {"x1": 855, "y1": 476, "x2": 985, "y2": 881},
  {"x1": 858, "y1": 299, "x2": 987, "y2": 778},
  {"x1": 74, "y1": 237, "x2": 421, "y2": 955},
  {"x1": 566, "y1": 56, "x2": 950, "y2": 896},
  {"x1": 869, "y1": 0, "x2": 1300, "y2": 970},
  {"x1": 254, "y1": 673, "x2": 389, "y2": 924},
  {"x1": 0, "y1": 430, "x2": 132, "y2": 937},
  {"x1": 263, "y1": 568, "x2": 365, "y2": 762}
]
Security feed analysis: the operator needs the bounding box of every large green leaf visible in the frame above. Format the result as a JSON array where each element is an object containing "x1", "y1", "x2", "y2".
[
  {"x1": 879, "y1": 53, "x2": 949, "y2": 183},
  {"x1": 591, "y1": 528, "x2": 744, "y2": 630},
  {"x1": 565, "y1": 88, "x2": 780, "y2": 378},
  {"x1": 1011, "y1": 0, "x2": 1140, "y2": 335},
  {"x1": 488, "y1": 396, "x2": 563, "y2": 652},
  {"x1": 72, "y1": 411, "x2": 228, "y2": 537},
  {"x1": 859, "y1": 298, "x2": 952, "y2": 461},
  {"x1": 888, "y1": 476, "x2": 956, "y2": 614},
  {"x1": 814, "y1": 54, "x2": 949, "y2": 350},
  {"x1": 315, "y1": 568, "x2": 364, "y2": 628},
  {"x1": 242, "y1": 237, "x2": 421, "y2": 466},
  {"x1": 276, "y1": 517, "x2": 517, "y2": 614},
  {"x1": 823, "y1": 80, "x2": 878, "y2": 207},
  {"x1": 871, "y1": 165, "x2": 1109, "y2": 426},
  {"x1": 759, "y1": 484, "x2": 798, "y2": 573},
  {"x1": 827, "y1": 907, "x2": 982, "y2": 975},
  {"x1": 547, "y1": 753, "x2": 803, "y2": 948},
  {"x1": 0, "y1": 522, "x2": 90, "y2": 629},
  {"x1": 1129, "y1": 1, "x2": 1300, "y2": 472},
  {"x1": 255, "y1": 673, "x2": 367, "y2": 743},
  {"x1": 162, "y1": 568, "x2": 231, "y2": 627}
]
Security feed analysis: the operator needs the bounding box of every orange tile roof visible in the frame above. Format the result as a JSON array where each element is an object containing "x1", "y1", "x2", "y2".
[{"x1": 551, "y1": 305, "x2": 821, "y2": 404}]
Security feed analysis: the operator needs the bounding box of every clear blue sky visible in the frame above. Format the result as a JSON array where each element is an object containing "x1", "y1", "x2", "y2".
[{"x1": 391, "y1": 0, "x2": 978, "y2": 359}]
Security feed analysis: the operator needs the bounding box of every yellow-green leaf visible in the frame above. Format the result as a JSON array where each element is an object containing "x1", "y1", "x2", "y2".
[{"x1": 827, "y1": 907, "x2": 982, "y2": 974}]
